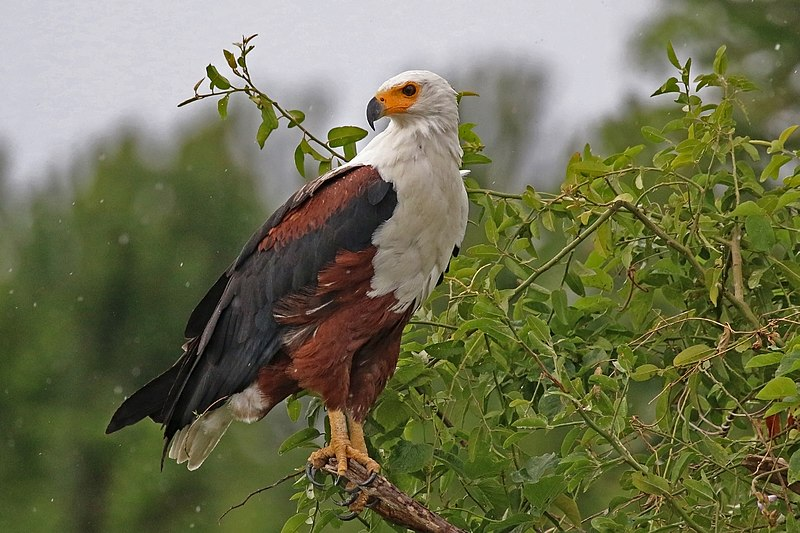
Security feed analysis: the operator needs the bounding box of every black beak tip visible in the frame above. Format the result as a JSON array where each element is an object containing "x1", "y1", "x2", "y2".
[{"x1": 366, "y1": 97, "x2": 383, "y2": 131}]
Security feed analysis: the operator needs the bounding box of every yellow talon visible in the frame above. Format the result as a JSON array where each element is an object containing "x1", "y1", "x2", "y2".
[{"x1": 307, "y1": 409, "x2": 380, "y2": 479}]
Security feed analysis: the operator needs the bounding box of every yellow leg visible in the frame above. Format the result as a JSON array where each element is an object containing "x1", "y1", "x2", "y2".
[
  {"x1": 345, "y1": 414, "x2": 376, "y2": 513},
  {"x1": 348, "y1": 414, "x2": 369, "y2": 457},
  {"x1": 307, "y1": 409, "x2": 380, "y2": 477}
]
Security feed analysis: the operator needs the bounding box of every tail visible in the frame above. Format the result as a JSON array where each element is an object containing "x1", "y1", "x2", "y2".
[
  {"x1": 167, "y1": 407, "x2": 234, "y2": 471},
  {"x1": 107, "y1": 362, "x2": 233, "y2": 471},
  {"x1": 106, "y1": 364, "x2": 181, "y2": 434}
]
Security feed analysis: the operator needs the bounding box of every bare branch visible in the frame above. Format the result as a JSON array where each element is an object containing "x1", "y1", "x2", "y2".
[{"x1": 320, "y1": 459, "x2": 466, "y2": 533}]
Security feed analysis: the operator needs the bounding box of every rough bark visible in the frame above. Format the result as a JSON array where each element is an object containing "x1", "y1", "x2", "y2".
[{"x1": 321, "y1": 459, "x2": 466, "y2": 533}]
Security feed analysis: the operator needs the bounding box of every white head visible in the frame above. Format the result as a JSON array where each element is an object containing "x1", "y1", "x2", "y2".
[{"x1": 366, "y1": 70, "x2": 459, "y2": 134}]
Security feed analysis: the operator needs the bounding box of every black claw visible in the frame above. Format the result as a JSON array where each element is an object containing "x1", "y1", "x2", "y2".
[
  {"x1": 337, "y1": 511, "x2": 358, "y2": 522},
  {"x1": 333, "y1": 489, "x2": 361, "y2": 507},
  {"x1": 365, "y1": 497, "x2": 378, "y2": 509},
  {"x1": 305, "y1": 463, "x2": 325, "y2": 488},
  {"x1": 359, "y1": 471, "x2": 378, "y2": 487}
]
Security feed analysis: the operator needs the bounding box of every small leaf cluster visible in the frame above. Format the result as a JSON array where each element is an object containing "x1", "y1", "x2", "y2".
[{"x1": 180, "y1": 35, "x2": 367, "y2": 178}]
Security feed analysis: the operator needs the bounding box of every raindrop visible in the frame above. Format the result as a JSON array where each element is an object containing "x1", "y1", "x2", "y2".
[
  {"x1": 8, "y1": 289, "x2": 14, "y2": 295},
  {"x1": 179, "y1": 262, "x2": 184, "y2": 267},
  {"x1": 113, "y1": 385, "x2": 123, "y2": 395},
  {"x1": 195, "y1": 506, "x2": 201, "y2": 513},
  {"x1": 118, "y1": 233, "x2": 130, "y2": 245},
  {"x1": 77, "y1": 296, "x2": 84, "y2": 302},
  {"x1": 131, "y1": 366, "x2": 141, "y2": 377},
  {"x1": 155, "y1": 182, "x2": 164, "y2": 191},
  {"x1": 32, "y1": 302, "x2": 37, "y2": 308},
  {"x1": 775, "y1": 43, "x2": 781, "y2": 51},
  {"x1": 98, "y1": 153, "x2": 107, "y2": 161},
  {"x1": 99, "y1": 199, "x2": 104, "y2": 204},
  {"x1": 185, "y1": 281, "x2": 191, "y2": 288}
]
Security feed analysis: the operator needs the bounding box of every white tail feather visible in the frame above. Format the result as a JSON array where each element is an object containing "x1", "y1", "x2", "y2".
[{"x1": 168, "y1": 407, "x2": 234, "y2": 470}]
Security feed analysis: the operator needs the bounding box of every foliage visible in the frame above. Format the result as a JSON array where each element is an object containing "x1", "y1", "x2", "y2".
[
  {"x1": 189, "y1": 40, "x2": 800, "y2": 531},
  {"x1": 0, "y1": 123, "x2": 306, "y2": 532}
]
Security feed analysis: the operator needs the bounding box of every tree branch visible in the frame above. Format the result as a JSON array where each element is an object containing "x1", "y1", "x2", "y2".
[{"x1": 320, "y1": 459, "x2": 466, "y2": 533}]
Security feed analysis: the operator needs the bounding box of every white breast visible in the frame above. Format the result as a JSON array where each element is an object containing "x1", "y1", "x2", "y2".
[{"x1": 355, "y1": 124, "x2": 468, "y2": 312}]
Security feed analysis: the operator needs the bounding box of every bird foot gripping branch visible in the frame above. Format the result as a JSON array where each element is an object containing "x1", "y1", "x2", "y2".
[{"x1": 304, "y1": 409, "x2": 380, "y2": 515}]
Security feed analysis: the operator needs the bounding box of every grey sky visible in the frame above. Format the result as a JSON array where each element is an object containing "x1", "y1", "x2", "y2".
[{"x1": 2, "y1": 1, "x2": 659, "y2": 187}]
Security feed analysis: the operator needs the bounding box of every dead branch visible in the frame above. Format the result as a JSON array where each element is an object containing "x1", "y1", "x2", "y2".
[
  {"x1": 321, "y1": 459, "x2": 466, "y2": 533},
  {"x1": 741, "y1": 454, "x2": 800, "y2": 495}
]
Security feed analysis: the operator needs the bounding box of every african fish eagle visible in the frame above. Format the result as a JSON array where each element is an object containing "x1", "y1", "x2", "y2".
[{"x1": 106, "y1": 70, "x2": 468, "y2": 488}]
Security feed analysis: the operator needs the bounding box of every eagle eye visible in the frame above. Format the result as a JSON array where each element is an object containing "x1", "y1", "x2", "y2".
[{"x1": 401, "y1": 84, "x2": 417, "y2": 97}]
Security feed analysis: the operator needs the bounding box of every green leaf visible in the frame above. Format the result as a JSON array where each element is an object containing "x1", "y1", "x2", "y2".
[
  {"x1": 673, "y1": 344, "x2": 714, "y2": 367},
  {"x1": 684, "y1": 478, "x2": 716, "y2": 501},
  {"x1": 760, "y1": 154, "x2": 792, "y2": 181},
  {"x1": 256, "y1": 119, "x2": 275, "y2": 149},
  {"x1": 771, "y1": 258, "x2": 800, "y2": 291},
  {"x1": 641, "y1": 126, "x2": 667, "y2": 143},
  {"x1": 327, "y1": 125, "x2": 368, "y2": 148},
  {"x1": 285, "y1": 395, "x2": 301, "y2": 422},
  {"x1": 744, "y1": 214, "x2": 775, "y2": 252},
  {"x1": 223, "y1": 49, "x2": 237, "y2": 70},
  {"x1": 789, "y1": 449, "x2": 800, "y2": 485},
  {"x1": 651, "y1": 76, "x2": 681, "y2": 97},
  {"x1": 631, "y1": 472, "x2": 671, "y2": 495},
  {"x1": 512, "y1": 453, "x2": 558, "y2": 483},
  {"x1": 293, "y1": 142, "x2": 306, "y2": 178},
  {"x1": 756, "y1": 376, "x2": 796, "y2": 400},
  {"x1": 729, "y1": 200, "x2": 765, "y2": 217},
  {"x1": 552, "y1": 493, "x2": 582, "y2": 527},
  {"x1": 569, "y1": 159, "x2": 611, "y2": 177},
  {"x1": 666, "y1": 41, "x2": 681, "y2": 69},
  {"x1": 217, "y1": 94, "x2": 229, "y2": 120},
  {"x1": 278, "y1": 426, "x2": 320, "y2": 454},
  {"x1": 523, "y1": 475, "x2": 564, "y2": 511},
  {"x1": 205, "y1": 64, "x2": 231, "y2": 90},
  {"x1": 286, "y1": 109, "x2": 305, "y2": 128},
  {"x1": 511, "y1": 416, "x2": 548, "y2": 429},
  {"x1": 389, "y1": 441, "x2": 433, "y2": 473},
  {"x1": 712, "y1": 45, "x2": 728, "y2": 75},
  {"x1": 778, "y1": 124, "x2": 799, "y2": 146},
  {"x1": 462, "y1": 152, "x2": 492, "y2": 165},
  {"x1": 745, "y1": 352, "x2": 783, "y2": 369},
  {"x1": 256, "y1": 103, "x2": 279, "y2": 149},
  {"x1": 280, "y1": 513, "x2": 308, "y2": 533}
]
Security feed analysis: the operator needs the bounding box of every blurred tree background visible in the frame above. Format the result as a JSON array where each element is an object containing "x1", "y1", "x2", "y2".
[{"x1": 1, "y1": 1, "x2": 798, "y2": 531}]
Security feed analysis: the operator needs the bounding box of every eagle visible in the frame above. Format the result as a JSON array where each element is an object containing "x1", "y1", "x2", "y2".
[{"x1": 106, "y1": 70, "x2": 468, "y2": 490}]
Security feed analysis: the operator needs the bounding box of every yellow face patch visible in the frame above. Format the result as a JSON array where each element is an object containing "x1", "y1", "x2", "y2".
[{"x1": 375, "y1": 81, "x2": 421, "y2": 116}]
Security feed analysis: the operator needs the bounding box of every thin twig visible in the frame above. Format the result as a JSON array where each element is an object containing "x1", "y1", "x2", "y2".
[
  {"x1": 511, "y1": 201, "x2": 622, "y2": 300},
  {"x1": 219, "y1": 470, "x2": 303, "y2": 522}
]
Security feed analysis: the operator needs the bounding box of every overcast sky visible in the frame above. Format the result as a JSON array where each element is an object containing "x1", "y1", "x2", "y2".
[{"x1": 2, "y1": 1, "x2": 661, "y2": 190}]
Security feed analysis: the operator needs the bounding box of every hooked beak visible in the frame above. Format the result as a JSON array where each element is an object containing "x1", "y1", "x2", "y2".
[{"x1": 366, "y1": 97, "x2": 384, "y2": 131}]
